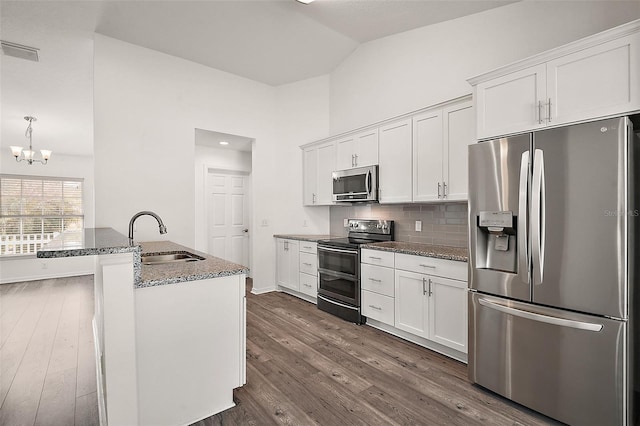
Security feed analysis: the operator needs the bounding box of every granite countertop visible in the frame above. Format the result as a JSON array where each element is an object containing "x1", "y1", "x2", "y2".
[
  {"x1": 138, "y1": 241, "x2": 248, "y2": 288},
  {"x1": 273, "y1": 234, "x2": 336, "y2": 242},
  {"x1": 37, "y1": 228, "x2": 248, "y2": 288},
  {"x1": 363, "y1": 241, "x2": 469, "y2": 262}
]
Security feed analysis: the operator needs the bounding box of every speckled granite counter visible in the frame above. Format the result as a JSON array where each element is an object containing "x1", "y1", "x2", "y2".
[
  {"x1": 363, "y1": 241, "x2": 469, "y2": 262},
  {"x1": 37, "y1": 227, "x2": 140, "y2": 258},
  {"x1": 273, "y1": 234, "x2": 336, "y2": 242},
  {"x1": 138, "y1": 241, "x2": 248, "y2": 288}
]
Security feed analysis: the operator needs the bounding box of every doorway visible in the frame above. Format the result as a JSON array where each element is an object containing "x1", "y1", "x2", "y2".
[{"x1": 194, "y1": 129, "x2": 253, "y2": 275}]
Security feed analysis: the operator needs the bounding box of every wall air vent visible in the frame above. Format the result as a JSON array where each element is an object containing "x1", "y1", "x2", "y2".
[{"x1": 1, "y1": 41, "x2": 39, "y2": 61}]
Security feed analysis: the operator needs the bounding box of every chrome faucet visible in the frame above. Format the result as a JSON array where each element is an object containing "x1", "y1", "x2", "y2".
[{"x1": 129, "y1": 211, "x2": 167, "y2": 244}]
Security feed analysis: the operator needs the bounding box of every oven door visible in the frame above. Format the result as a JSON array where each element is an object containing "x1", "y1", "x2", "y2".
[{"x1": 318, "y1": 270, "x2": 359, "y2": 306}]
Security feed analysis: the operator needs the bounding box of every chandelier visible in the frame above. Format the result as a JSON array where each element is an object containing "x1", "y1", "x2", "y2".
[{"x1": 10, "y1": 116, "x2": 52, "y2": 165}]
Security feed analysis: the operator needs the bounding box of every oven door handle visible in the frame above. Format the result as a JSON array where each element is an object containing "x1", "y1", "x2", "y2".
[
  {"x1": 318, "y1": 246, "x2": 358, "y2": 255},
  {"x1": 318, "y1": 268, "x2": 358, "y2": 281},
  {"x1": 317, "y1": 294, "x2": 359, "y2": 311}
]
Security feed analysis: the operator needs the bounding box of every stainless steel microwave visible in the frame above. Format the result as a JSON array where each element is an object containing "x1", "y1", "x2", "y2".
[{"x1": 332, "y1": 165, "x2": 378, "y2": 203}]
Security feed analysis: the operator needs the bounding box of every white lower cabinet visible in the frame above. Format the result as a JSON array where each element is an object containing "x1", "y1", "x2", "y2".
[
  {"x1": 276, "y1": 239, "x2": 299, "y2": 291},
  {"x1": 276, "y1": 238, "x2": 317, "y2": 299},
  {"x1": 394, "y1": 256, "x2": 468, "y2": 354},
  {"x1": 363, "y1": 250, "x2": 468, "y2": 357}
]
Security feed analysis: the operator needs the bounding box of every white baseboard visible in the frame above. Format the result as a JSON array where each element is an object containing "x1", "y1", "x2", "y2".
[{"x1": 250, "y1": 285, "x2": 276, "y2": 295}]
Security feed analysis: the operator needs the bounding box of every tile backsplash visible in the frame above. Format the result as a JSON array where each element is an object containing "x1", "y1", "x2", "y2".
[{"x1": 330, "y1": 202, "x2": 469, "y2": 248}]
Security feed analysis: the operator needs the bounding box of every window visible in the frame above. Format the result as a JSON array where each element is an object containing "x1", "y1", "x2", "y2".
[{"x1": 0, "y1": 175, "x2": 84, "y2": 256}]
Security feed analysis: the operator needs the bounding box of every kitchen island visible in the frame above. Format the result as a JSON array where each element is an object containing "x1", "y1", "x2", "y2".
[{"x1": 37, "y1": 228, "x2": 247, "y2": 426}]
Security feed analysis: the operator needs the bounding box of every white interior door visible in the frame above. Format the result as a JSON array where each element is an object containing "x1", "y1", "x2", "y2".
[{"x1": 207, "y1": 172, "x2": 250, "y2": 268}]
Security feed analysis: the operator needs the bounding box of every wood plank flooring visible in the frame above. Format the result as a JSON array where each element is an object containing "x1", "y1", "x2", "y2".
[
  {"x1": 0, "y1": 275, "x2": 98, "y2": 426},
  {"x1": 1, "y1": 275, "x2": 557, "y2": 426}
]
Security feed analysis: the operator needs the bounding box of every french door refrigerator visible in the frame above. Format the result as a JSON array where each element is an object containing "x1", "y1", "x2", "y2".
[{"x1": 468, "y1": 116, "x2": 639, "y2": 425}]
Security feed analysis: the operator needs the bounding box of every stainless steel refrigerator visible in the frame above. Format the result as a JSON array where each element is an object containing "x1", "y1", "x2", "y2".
[{"x1": 468, "y1": 116, "x2": 639, "y2": 425}]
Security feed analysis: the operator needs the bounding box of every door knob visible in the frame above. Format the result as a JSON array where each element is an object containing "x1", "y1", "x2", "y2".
[{"x1": 243, "y1": 229, "x2": 249, "y2": 233}]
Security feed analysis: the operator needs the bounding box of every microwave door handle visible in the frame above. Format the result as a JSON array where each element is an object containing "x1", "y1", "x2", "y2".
[{"x1": 365, "y1": 169, "x2": 371, "y2": 195}]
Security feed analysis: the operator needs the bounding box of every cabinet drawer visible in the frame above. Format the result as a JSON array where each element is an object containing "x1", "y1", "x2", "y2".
[
  {"x1": 299, "y1": 252, "x2": 317, "y2": 276},
  {"x1": 395, "y1": 253, "x2": 467, "y2": 281},
  {"x1": 299, "y1": 241, "x2": 317, "y2": 254},
  {"x1": 361, "y1": 249, "x2": 394, "y2": 268},
  {"x1": 361, "y1": 263, "x2": 394, "y2": 297},
  {"x1": 362, "y1": 290, "x2": 394, "y2": 326},
  {"x1": 299, "y1": 273, "x2": 317, "y2": 297}
]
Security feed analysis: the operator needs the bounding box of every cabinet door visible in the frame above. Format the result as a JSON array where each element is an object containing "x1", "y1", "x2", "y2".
[
  {"x1": 354, "y1": 128, "x2": 379, "y2": 168},
  {"x1": 378, "y1": 119, "x2": 412, "y2": 203},
  {"x1": 394, "y1": 270, "x2": 428, "y2": 338},
  {"x1": 287, "y1": 240, "x2": 299, "y2": 291},
  {"x1": 442, "y1": 102, "x2": 474, "y2": 201},
  {"x1": 316, "y1": 142, "x2": 336, "y2": 205},
  {"x1": 276, "y1": 239, "x2": 289, "y2": 288},
  {"x1": 412, "y1": 110, "x2": 443, "y2": 202},
  {"x1": 476, "y1": 64, "x2": 547, "y2": 140},
  {"x1": 547, "y1": 32, "x2": 640, "y2": 127},
  {"x1": 428, "y1": 276, "x2": 468, "y2": 353},
  {"x1": 336, "y1": 135, "x2": 356, "y2": 170},
  {"x1": 302, "y1": 147, "x2": 318, "y2": 206}
]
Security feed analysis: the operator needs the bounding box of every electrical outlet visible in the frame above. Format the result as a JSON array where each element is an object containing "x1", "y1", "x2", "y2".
[
  {"x1": 261, "y1": 219, "x2": 268, "y2": 227},
  {"x1": 343, "y1": 219, "x2": 349, "y2": 227},
  {"x1": 415, "y1": 220, "x2": 422, "y2": 232}
]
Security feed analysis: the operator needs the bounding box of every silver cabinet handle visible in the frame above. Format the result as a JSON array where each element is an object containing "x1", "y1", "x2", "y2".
[
  {"x1": 368, "y1": 278, "x2": 382, "y2": 282},
  {"x1": 547, "y1": 98, "x2": 552, "y2": 123},
  {"x1": 419, "y1": 263, "x2": 435, "y2": 268},
  {"x1": 478, "y1": 298, "x2": 603, "y2": 332},
  {"x1": 518, "y1": 151, "x2": 530, "y2": 284},
  {"x1": 303, "y1": 262, "x2": 312, "y2": 266},
  {"x1": 303, "y1": 246, "x2": 312, "y2": 250},
  {"x1": 312, "y1": 193, "x2": 316, "y2": 204},
  {"x1": 428, "y1": 278, "x2": 432, "y2": 297},
  {"x1": 355, "y1": 153, "x2": 358, "y2": 166},
  {"x1": 303, "y1": 283, "x2": 313, "y2": 288},
  {"x1": 437, "y1": 182, "x2": 441, "y2": 198},
  {"x1": 422, "y1": 277, "x2": 427, "y2": 295},
  {"x1": 351, "y1": 154, "x2": 355, "y2": 167},
  {"x1": 284, "y1": 241, "x2": 288, "y2": 251},
  {"x1": 442, "y1": 182, "x2": 447, "y2": 198},
  {"x1": 368, "y1": 304, "x2": 382, "y2": 311},
  {"x1": 368, "y1": 256, "x2": 382, "y2": 260},
  {"x1": 538, "y1": 100, "x2": 544, "y2": 124}
]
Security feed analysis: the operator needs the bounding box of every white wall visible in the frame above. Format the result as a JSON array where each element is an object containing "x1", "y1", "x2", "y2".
[
  {"x1": 193, "y1": 144, "x2": 252, "y2": 252},
  {"x1": 329, "y1": 0, "x2": 640, "y2": 133},
  {"x1": 0, "y1": 151, "x2": 95, "y2": 283},
  {"x1": 93, "y1": 35, "x2": 331, "y2": 293}
]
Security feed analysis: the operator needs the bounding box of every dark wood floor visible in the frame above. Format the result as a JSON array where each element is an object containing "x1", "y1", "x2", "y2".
[
  {"x1": 0, "y1": 275, "x2": 98, "y2": 426},
  {"x1": 1, "y1": 276, "x2": 556, "y2": 426}
]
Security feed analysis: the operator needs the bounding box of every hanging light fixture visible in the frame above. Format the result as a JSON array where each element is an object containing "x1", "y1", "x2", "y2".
[{"x1": 9, "y1": 116, "x2": 52, "y2": 165}]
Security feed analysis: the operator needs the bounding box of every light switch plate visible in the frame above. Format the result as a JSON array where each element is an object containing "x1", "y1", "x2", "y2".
[
  {"x1": 343, "y1": 219, "x2": 349, "y2": 227},
  {"x1": 415, "y1": 220, "x2": 422, "y2": 232},
  {"x1": 261, "y1": 219, "x2": 268, "y2": 227}
]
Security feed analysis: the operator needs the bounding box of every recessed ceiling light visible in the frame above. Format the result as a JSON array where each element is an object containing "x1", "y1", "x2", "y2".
[
  {"x1": 296, "y1": 0, "x2": 315, "y2": 4},
  {"x1": 219, "y1": 141, "x2": 229, "y2": 145}
]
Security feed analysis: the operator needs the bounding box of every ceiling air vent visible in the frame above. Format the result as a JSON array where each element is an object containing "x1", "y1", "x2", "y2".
[{"x1": 1, "y1": 41, "x2": 39, "y2": 61}]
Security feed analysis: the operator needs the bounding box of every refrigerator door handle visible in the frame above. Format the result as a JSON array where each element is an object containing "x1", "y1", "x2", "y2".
[
  {"x1": 478, "y1": 298, "x2": 604, "y2": 332},
  {"x1": 531, "y1": 149, "x2": 546, "y2": 286},
  {"x1": 518, "y1": 151, "x2": 530, "y2": 282}
]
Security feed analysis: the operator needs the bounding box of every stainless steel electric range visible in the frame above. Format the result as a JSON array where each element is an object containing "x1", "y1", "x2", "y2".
[{"x1": 317, "y1": 219, "x2": 394, "y2": 324}]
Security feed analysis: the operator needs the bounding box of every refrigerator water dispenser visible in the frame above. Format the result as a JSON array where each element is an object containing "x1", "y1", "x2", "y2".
[{"x1": 476, "y1": 211, "x2": 517, "y2": 273}]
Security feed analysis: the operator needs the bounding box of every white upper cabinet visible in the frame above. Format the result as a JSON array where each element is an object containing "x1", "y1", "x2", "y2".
[
  {"x1": 413, "y1": 99, "x2": 473, "y2": 202},
  {"x1": 302, "y1": 140, "x2": 336, "y2": 206},
  {"x1": 413, "y1": 109, "x2": 443, "y2": 202},
  {"x1": 378, "y1": 118, "x2": 412, "y2": 203},
  {"x1": 475, "y1": 65, "x2": 547, "y2": 139},
  {"x1": 471, "y1": 21, "x2": 640, "y2": 140},
  {"x1": 443, "y1": 102, "x2": 474, "y2": 201},
  {"x1": 336, "y1": 128, "x2": 379, "y2": 170}
]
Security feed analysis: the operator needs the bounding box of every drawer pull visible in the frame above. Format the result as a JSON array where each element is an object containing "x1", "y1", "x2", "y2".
[
  {"x1": 303, "y1": 283, "x2": 313, "y2": 288},
  {"x1": 368, "y1": 278, "x2": 382, "y2": 283},
  {"x1": 419, "y1": 264, "x2": 436, "y2": 268},
  {"x1": 368, "y1": 304, "x2": 382, "y2": 311},
  {"x1": 303, "y1": 246, "x2": 313, "y2": 250},
  {"x1": 303, "y1": 262, "x2": 312, "y2": 266},
  {"x1": 368, "y1": 256, "x2": 382, "y2": 260}
]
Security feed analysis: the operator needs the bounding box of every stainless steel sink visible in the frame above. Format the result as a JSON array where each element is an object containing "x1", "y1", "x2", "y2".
[{"x1": 141, "y1": 251, "x2": 205, "y2": 265}]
